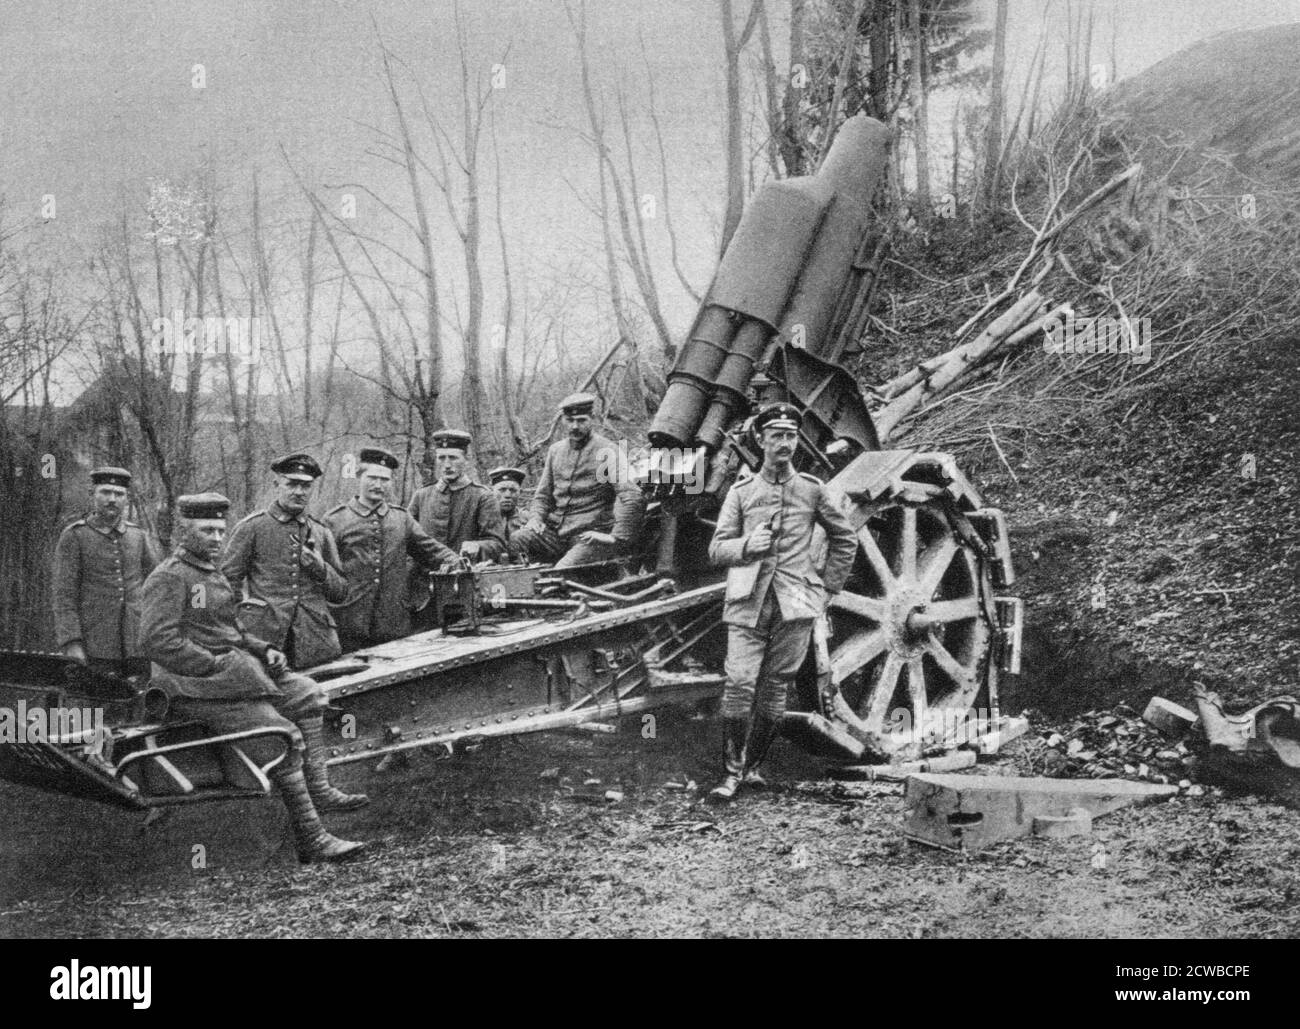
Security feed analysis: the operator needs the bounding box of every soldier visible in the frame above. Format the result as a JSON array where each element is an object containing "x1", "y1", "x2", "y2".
[
  {"x1": 52, "y1": 466, "x2": 160, "y2": 676},
  {"x1": 706, "y1": 403, "x2": 858, "y2": 802},
  {"x1": 409, "y1": 430, "x2": 506, "y2": 562},
  {"x1": 324, "y1": 446, "x2": 460, "y2": 651},
  {"x1": 488, "y1": 466, "x2": 528, "y2": 559},
  {"x1": 509, "y1": 392, "x2": 644, "y2": 568},
  {"x1": 407, "y1": 430, "x2": 506, "y2": 630},
  {"x1": 221, "y1": 453, "x2": 348, "y2": 670},
  {"x1": 139, "y1": 493, "x2": 367, "y2": 863}
]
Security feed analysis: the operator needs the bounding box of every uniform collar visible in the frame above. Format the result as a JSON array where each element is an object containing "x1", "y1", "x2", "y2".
[
  {"x1": 349, "y1": 497, "x2": 390, "y2": 517},
  {"x1": 760, "y1": 465, "x2": 796, "y2": 485},
  {"x1": 176, "y1": 544, "x2": 216, "y2": 572},
  {"x1": 434, "y1": 477, "x2": 471, "y2": 493},
  {"x1": 86, "y1": 514, "x2": 127, "y2": 537},
  {"x1": 270, "y1": 501, "x2": 307, "y2": 524}
]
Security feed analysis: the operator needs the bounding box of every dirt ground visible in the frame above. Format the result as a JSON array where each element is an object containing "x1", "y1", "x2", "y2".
[
  {"x1": 2, "y1": 332, "x2": 1296, "y2": 939},
  {"x1": 2, "y1": 706, "x2": 1297, "y2": 939}
]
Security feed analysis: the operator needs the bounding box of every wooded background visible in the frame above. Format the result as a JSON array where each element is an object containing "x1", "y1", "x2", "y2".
[{"x1": 0, "y1": 0, "x2": 1169, "y2": 648}]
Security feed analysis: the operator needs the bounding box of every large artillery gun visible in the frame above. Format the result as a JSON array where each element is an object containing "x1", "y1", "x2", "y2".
[{"x1": 0, "y1": 114, "x2": 1021, "y2": 811}]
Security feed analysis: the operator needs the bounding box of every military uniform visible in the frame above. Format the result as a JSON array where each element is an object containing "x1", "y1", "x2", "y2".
[
  {"x1": 139, "y1": 543, "x2": 326, "y2": 743},
  {"x1": 489, "y1": 465, "x2": 529, "y2": 561},
  {"x1": 502, "y1": 509, "x2": 528, "y2": 556},
  {"x1": 409, "y1": 479, "x2": 506, "y2": 561},
  {"x1": 324, "y1": 498, "x2": 458, "y2": 651},
  {"x1": 140, "y1": 491, "x2": 367, "y2": 861},
  {"x1": 52, "y1": 514, "x2": 160, "y2": 668},
  {"x1": 707, "y1": 404, "x2": 858, "y2": 799},
  {"x1": 512, "y1": 432, "x2": 644, "y2": 567},
  {"x1": 221, "y1": 501, "x2": 349, "y2": 670}
]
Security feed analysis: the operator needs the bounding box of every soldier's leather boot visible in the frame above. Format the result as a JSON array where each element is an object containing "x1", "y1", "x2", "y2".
[
  {"x1": 301, "y1": 716, "x2": 369, "y2": 812},
  {"x1": 708, "y1": 717, "x2": 749, "y2": 803},
  {"x1": 742, "y1": 713, "x2": 780, "y2": 789},
  {"x1": 274, "y1": 765, "x2": 367, "y2": 864}
]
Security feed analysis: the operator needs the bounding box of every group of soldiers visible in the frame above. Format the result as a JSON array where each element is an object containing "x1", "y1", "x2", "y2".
[
  {"x1": 50, "y1": 393, "x2": 857, "y2": 862},
  {"x1": 51, "y1": 392, "x2": 644, "y2": 862}
]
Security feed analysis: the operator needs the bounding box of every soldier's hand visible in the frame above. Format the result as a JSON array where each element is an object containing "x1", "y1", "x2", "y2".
[
  {"x1": 264, "y1": 648, "x2": 288, "y2": 673},
  {"x1": 298, "y1": 539, "x2": 326, "y2": 577},
  {"x1": 460, "y1": 541, "x2": 481, "y2": 561},
  {"x1": 62, "y1": 641, "x2": 88, "y2": 665},
  {"x1": 579, "y1": 530, "x2": 616, "y2": 546},
  {"x1": 524, "y1": 516, "x2": 546, "y2": 535},
  {"x1": 746, "y1": 525, "x2": 774, "y2": 557}
]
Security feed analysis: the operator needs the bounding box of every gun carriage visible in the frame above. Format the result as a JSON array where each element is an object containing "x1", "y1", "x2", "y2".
[{"x1": 0, "y1": 115, "x2": 1022, "y2": 810}]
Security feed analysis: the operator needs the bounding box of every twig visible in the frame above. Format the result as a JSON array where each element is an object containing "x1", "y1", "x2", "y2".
[{"x1": 986, "y1": 422, "x2": 1020, "y2": 484}]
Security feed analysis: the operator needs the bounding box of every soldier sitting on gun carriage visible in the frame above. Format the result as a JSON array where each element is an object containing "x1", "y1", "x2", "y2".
[
  {"x1": 509, "y1": 392, "x2": 645, "y2": 569},
  {"x1": 139, "y1": 493, "x2": 368, "y2": 864}
]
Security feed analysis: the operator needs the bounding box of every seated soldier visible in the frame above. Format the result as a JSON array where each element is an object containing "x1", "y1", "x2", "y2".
[
  {"x1": 139, "y1": 493, "x2": 368, "y2": 864},
  {"x1": 508, "y1": 392, "x2": 644, "y2": 568}
]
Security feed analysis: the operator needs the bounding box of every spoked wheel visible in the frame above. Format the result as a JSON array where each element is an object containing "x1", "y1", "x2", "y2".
[{"x1": 824, "y1": 462, "x2": 998, "y2": 760}]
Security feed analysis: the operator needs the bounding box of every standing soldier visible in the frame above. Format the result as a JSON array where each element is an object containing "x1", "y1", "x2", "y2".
[
  {"x1": 409, "y1": 430, "x2": 506, "y2": 562},
  {"x1": 52, "y1": 466, "x2": 160, "y2": 676},
  {"x1": 509, "y1": 392, "x2": 644, "y2": 568},
  {"x1": 407, "y1": 430, "x2": 506, "y2": 630},
  {"x1": 325, "y1": 446, "x2": 460, "y2": 651},
  {"x1": 221, "y1": 453, "x2": 348, "y2": 670},
  {"x1": 706, "y1": 403, "x2": 858, "y2": 802},
  {"x1": 488, "y1": 466, "x2": 528, "y2": 560},
  {"x1": 139, "y1": 493, "x2": 367, "y2": 863}
]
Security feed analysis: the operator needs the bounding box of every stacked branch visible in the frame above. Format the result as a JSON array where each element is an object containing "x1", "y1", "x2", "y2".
[{"x1": 870, "y1": 161, "x2": 1141, "y2": 441}]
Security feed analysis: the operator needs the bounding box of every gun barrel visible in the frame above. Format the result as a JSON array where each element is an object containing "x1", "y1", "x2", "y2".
[{"x1": 648, "y1": 114, "x2": 891, "y2": 452}]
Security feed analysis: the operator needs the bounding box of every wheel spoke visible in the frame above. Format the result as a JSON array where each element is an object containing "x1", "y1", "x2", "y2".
[
  {"x1": 907, "y1": 656, "x2": 927, "y2": 719},
  {"x1": 856, "y1": 527, "x2": 895, "y2": 589},
  {"x1": 829, "y1": 592, "x2": 889, "y2": 623},
  {"x1": 925, "y1": 597, "x2": 980, "y2": 622},
  {"x1": 864, "y1": 651, "x2": 904, "y2": 726},
  {"x1": 917, "y1": 537, "x2": 958, "y2": 597},
  {"x1": 831, "y1": 628, "x2": 889, "y2": 684},
  {"x1": 898, "y1": 506, "x2": 918, "y2": 581},
  {"x1": 924, "y1": 637, "x2": 974, "y2": 691}
]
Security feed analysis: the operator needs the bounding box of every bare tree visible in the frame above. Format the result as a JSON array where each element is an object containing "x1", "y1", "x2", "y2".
[
  {"x1": 980, "y1": 0, "x2": 1009, "y2": 213},
  {"x1": 909, "y1": 0, "x2": 932, "y2": 223},
  {"x1": 719, "y1": 0, "x2": 763, "y2": 253}
]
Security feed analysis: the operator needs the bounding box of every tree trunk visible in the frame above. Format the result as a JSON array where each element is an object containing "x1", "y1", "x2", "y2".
[
  {"x1": 718, "y1": 0, "x2": 760, "y2": 255},
  {"x1": 909, "y1": 0, "x2": 931, "y2": 224},
  {"x1": 981, "y1": 0, "x2": 1009, "y2": 212}
]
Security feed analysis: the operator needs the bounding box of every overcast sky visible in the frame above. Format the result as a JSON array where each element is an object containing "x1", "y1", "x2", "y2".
[{"x1": 3, "y1": 0, "x2": 1297, "y2": 397}]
